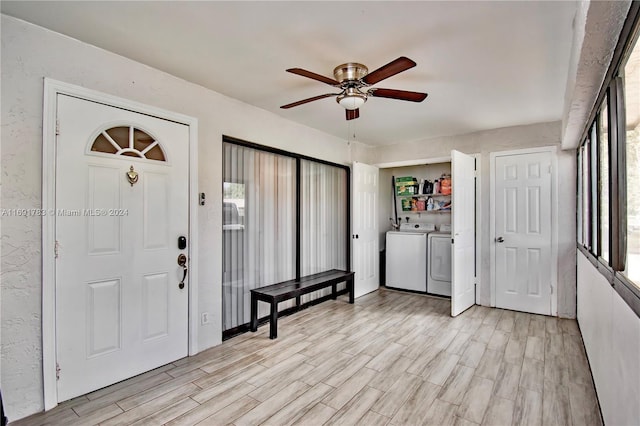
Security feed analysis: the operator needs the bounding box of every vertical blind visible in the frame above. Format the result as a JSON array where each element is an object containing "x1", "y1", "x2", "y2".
[
  {"x1": 301, "y1": 160, "x2": 348, "y2": 303},
  {"x1": 222, "y1": 142, "x2": 349, "y2": 332},
  {"x1": 223, "y1": 143, "x2": 296, "y2": 331}
]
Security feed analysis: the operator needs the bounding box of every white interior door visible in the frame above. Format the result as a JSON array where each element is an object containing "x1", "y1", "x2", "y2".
[
  {"x1": 352, "y1": 162, "x2": 379, "y2": 298},
  {"x1": 494, "y1": 151, "x2": 552, "y2": 315},
  {"x1": 55, "y1": 94, "x2": 189, "y2": 401},
  {"x1": 451, "y1": 150, "x2": 476, "y2": 316}
]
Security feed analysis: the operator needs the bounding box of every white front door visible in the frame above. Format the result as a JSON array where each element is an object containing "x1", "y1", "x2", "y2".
[
  {"x1": 451, "y1": 150, "x2": 476, "y2": 316},
  {"x1": 55, "y1": 94, "x2": 190, "y2": 401},
  {"x1": 352, "y1": 162, "x2": 379, "y2": 298},
  {"x1": 494, "y1": 151, "x2": 552, "y2": 315}
]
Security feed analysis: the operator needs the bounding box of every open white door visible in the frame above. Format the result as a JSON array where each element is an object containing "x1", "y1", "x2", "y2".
[
  {"x1": 451, "y1": 150, "x2": 476, "y2": 316},
  {"x1": 352, "y1": 162, "x2": 379, "y2": 298}
]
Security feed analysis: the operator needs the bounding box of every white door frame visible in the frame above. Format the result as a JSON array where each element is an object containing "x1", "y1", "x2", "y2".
[
  {"x1": 489, "y1": 146, "x2": 558, "y2": 316},
  {"x1": 42, "y1": 78, "x2": 199, "y2": 410}
]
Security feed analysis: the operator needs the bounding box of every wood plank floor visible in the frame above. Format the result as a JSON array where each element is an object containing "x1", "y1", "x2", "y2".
[{"x1": 13, "y1": 289, "x2": 602, "y2": 426}]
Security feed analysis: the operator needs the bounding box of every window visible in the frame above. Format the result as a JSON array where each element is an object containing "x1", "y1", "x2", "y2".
[
  {"x1": 590, "y1": 124, "x2": 599, "y2": 254},
  {"x1": 576, "y1": 2, "x2": 640, "y2": 312},
  {"x1": 580, "y1": 141, "x2": 592, "y2": 249},
  {"x1": 91, "y1": 126, "x2": 166, "y2": 161},
  {"x1": 577, "y1": 148, "x2": 583, "y2": 246},
  {"x1": 222, "y1": 143, "x2": 296, "y2": 332},
  {"x1": 623, "y1": 37, "x2": 640, "y2": 287},
  {"x1": 599, "y1": 97, "x2": 610, "y2": 263},
  {"x1": 223, "y1": 182, "x2": 245, "y2": 230},
  {"x1": 221, "y1": 137, "x2": 350, "y2": 335}
]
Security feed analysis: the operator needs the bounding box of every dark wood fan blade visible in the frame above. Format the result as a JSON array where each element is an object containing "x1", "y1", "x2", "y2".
[
  {"x1": 280, "y1": 93, "x2": 338, "y2": 109},
  {"x1": 286, "y1": 68, "x2": 340, "y2": 86},
  {"x1": 369, "y1": 88, "x2": 428, "y2": 102},
  {"x1": 362, "y1": 57, "x2": 417, "y2": 85},
  {"x1": 346, "y1": 109, "x2": 360, "y2": 120}
]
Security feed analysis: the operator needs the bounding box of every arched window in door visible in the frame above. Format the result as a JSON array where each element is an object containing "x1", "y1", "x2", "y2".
[{"x1": 90, "y1": 126, "x2": 166, "y2": 161}]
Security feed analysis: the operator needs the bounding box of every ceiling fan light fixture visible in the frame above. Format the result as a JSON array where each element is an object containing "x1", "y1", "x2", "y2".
[{"x1": 337, "y1": 90, "x2": 367, "y2": 110}]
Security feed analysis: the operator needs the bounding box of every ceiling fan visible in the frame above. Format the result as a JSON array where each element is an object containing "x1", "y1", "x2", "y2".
[{"x1": 280, "y1": 56, "x2": 428, "y2": 120}]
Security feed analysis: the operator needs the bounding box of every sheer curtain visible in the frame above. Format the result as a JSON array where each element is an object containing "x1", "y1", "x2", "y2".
[
  {"x1": 223, "y1": 142, "x2": 349, "y2": 332},
  {"x1": 300, "y1": 160, "x2": 348, "y2": 302},
  {"x1": 222, "y1": 143, "x2": 296, "y2": 331}
]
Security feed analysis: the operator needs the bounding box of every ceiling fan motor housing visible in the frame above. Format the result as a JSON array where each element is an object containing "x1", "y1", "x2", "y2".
[
  {"x1": 333, "y1": 63, "x2": 369, "y2": 110},
  {"x1": 333, "y1": 63, "x2": 369, "y2": 83}
]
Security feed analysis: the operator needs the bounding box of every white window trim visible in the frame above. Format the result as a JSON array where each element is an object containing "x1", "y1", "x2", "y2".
[{"x1": 42, "y1": 78, "x2": 200, "y2": 410}]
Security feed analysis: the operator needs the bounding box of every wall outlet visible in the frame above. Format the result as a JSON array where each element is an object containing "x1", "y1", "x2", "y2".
[{"x1": 201, "y1": 312, "x2": 211, "y2": 325}]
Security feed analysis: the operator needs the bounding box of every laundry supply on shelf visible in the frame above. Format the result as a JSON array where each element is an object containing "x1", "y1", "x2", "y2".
[
  {"x1": 396, "y1": 176, "x2": 418, "y2": 196},
  {"x1": 440, "y1": 174, "x2": 452, "y2": 195}
]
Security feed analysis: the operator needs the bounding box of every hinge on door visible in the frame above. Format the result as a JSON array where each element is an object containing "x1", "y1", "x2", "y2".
[
  {"x1": 55, "y1": 119, "x2": 60, "y2": 136},
  {"x1": 548, "y1": 165, "x2": 552, "y2": 174},
  {"x1": 56, "y1": 363, "x2": 61, "y2": 380},
  {"x1": 451, "y1": 238, "x2": 454, "y2": 244},
  {"x1": 54, "y1": 240, "x2": 59, "y2": 259},
  {"x1": 550, "y1": 285, "x2": 553, "y2": 295}
]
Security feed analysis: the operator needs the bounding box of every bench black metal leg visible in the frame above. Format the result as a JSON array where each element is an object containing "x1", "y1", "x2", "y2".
[
  {"x1": 250, "y1": 294, "x2": 258, "y2": 332},
  {"x1": 332, "y1": 283, "x2": 337, "y2": 300},
  {"x1": 348, "y1": 277, "x2": 354, "y2": 304},
  {"x1": 269, "y1": 302, "x2": 278, "y2": 339}
]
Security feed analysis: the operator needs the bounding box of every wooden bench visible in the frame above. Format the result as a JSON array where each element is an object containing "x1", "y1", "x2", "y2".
[{"x1": 250, "y1": 269, "x2": 355, "y2": 339}]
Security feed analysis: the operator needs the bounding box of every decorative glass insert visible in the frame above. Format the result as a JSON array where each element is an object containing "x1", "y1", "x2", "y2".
[{"x1": 91, "y1": 126, "x2": 166, "y2": 161}]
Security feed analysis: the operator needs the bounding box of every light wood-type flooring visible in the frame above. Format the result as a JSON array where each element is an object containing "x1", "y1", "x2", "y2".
[{"x1": 13, "y1": 289, "x2": 602, "y2": 425}]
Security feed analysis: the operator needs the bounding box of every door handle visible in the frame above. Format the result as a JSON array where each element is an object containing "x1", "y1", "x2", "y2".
[
  {"x1": 495, "y1": 236, "x2": 504, "y2": 243},
  {"x1": 177, "y1": 254, "x2": 188, "y2": 289}
]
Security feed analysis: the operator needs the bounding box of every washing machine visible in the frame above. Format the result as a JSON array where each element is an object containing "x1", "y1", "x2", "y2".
[
  {"x1": 385, "y1": 223, "x2": 436, "y2": 292},
  {"x1": 427, "y1": 225, "x2": 452, "y2": 296}
]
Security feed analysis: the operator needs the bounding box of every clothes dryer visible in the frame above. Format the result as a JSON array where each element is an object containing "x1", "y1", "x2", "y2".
[{"x1": 427, "y1": 231, "x2": 452, "y2": 296}]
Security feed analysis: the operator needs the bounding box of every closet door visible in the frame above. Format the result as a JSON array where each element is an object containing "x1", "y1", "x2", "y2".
[
  {"x1": 451, "y1": 150, "x2": 476, "y2": 316},
  {"x1": 352, "y1": 162, "x2": 380, "y2": 298}
]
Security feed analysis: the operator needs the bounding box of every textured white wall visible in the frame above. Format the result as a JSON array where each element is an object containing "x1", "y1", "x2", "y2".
[
  {"x1": 370, "y1": 121, "x2": 577, "y2": 316},
  {"x1": 577, "y1": 253, "x2": 640, "y2": 426},
  {"x1": 0, "y1": 15, "x2": 351, "y2": 420},
  {"x1": 561, "y1": 0, "x2": 631, "y2": 149}
]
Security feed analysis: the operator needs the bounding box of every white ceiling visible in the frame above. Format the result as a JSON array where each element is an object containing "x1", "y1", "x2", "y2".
[{"x1": 2, "y1": 1, "x2": 577, "y2": 146}]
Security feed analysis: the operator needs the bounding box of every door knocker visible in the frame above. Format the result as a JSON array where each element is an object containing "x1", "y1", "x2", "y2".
[{"x1": 126, "y1": 165, "x2": 139, "y2": 187}]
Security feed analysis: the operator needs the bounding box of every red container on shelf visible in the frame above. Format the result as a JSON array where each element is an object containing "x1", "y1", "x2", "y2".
[{"x1": 440, "y1": 174, "x2": 452, "y2": 195}]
